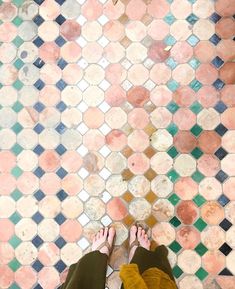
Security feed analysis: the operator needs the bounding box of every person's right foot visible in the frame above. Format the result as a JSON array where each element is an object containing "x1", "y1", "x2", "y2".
[{"x1": 128, "y1": 225, "x2": 151, "y2": 262}]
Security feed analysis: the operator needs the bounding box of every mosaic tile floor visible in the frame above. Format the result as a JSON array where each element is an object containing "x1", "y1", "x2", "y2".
[{"x1": 0, "y1": 0, "x2": 235, "y2": 288}]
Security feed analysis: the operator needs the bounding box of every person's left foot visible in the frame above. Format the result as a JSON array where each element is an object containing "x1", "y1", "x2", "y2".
[{"x1": 92, "y1": 227, "x2": 116, "y2": 256}]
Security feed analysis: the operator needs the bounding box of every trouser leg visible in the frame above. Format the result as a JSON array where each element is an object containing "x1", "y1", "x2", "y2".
[{"x1": 60, "y1": 251, "x2": 108, "y2": 289}]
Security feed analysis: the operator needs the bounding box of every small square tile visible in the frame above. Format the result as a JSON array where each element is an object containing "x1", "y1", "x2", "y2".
[
  {"x1": 219, "y1": 218, "x2": 232, "y2": 231},
  {"x1": 32, "y1": 235, "x2": 44, "y2": 248},
  {"x1": 169, "y1": 240, "x2": 182, "y2": 253},
  {"x1": 32, "y1": 212, "x2": 44, "y2": 224},
  {"x1": 57, "y1": 58, "x2": 68, "y2": 70},
  {"x1": 168, "y1": 193, "x2": 180, "y2": 205},
  {"x1": 219, "y1": 268, "x2": 233, "y2": 276},
  {"x1": 209, "y1": 34, "x2": 221, "y2": 45},
  {"x1": 194, "y1": 218, "x2": 207, "y2": 232},
  {"x1": 215, "y1": 170, "x2": 229, "y2": 183},
  {"x1": 56, "y1": 190, "x2": 68, "y2": 201},
  {"x1": 217, "y1": 194, "x2": 230, "y2": 207},
  {"x1": 186, "y1": 13, "x2": 199, "y2": 25},
  {"x1": 32, "y1": 259, "x2": 44, "y2": 272},
  {"x1": 209, "y1": 12, "x2": 221, "y2": 23},
  {"x1": 54, "y1": 213, "x2": 66, "y2": 225},
  {"x1": 193, "y1": 194, "x2": 206, "y2": 207},
  {"x1": 215, "y1": 124, "x2": 228, "y2": 136},
  {"x1": 56, "y1": 101, "x2": 67, "y2": 112},
  {"x1": 55, "y1": 237, "x2": 66, "y2": 249},
  {"x1": 54, "y1": 260, "x2": 66, "y2": 273},
  {"x1": 195, "y1": 242, "x2": 208, "y2": 256},
  {"x1": 169, "y1": 216, "x2": 181, "y2": 227},
  {"x1": 33, "y1": 123, "x2": 45, "y2": 134},
  {"x1": 219, "y1": 243, "x2": 232, "y2": 256},
  {"x1": 172, "y1": 265, "x2": 183, "y2": 278},
  {"x1": 55, "y1": 144, "x2": 67, "y2": 155},
  {"x1": 189, "y1": 79, "x2": 202, "y2": 92},
  {"x1": 167, "y1": 146, "x2": 179, "y2": 158},
  {"x1": 190, "y1": 101, "x2": 203, "y2": 114},
  {"x1": 34, "y1": 190, "x2": 45, "y2": 201},
  {"x1": 214, "y1": 101, "x2": 227, "y2": 113},
  {"x1": 55, "y1": 14, "x2": 66, "y2": 25},
  {"x1": 211, "y1": 56, "x2": 224, "y2": 68},
  {"x1": 167, "y1": 101, "x2": 180, "y2": 113},
  {"x1": 187, "y1": 34, "x2": 200, "y2": 46},
  {"x1": 33, "y1": 15, "x2": 45, "y2": 26},
  {"x1": 33, "y1": 58, "x2": 45, "y2": 68},
  {"x1": 214, "y1": 147, "x2": 228, "y2": 160},
  {"x1": 34, "y1": 167, "x2": 45, "y2": 178},
  {"x1": 191, "y1": 147, "x2": 203, "y2": 159},
  {"x1": 8, "y1": 258, "x2": 21, "y2": 272},
  {"x1": 55, "y1": 122, "x2": 67, "y2": 134},
  {"x1": 56, "y1": 79, "x2": 67, "y2": 91},
  {"x1": 33, "y1": 144, "x2": 45, "y2": 156},
  {"x1": 56, "y1": 167, "x2": 68, "y2": 179},
  {"x1": 190, "y1": 124, "x2": 203, "y2": 136},
  {"x1": 33, "y1": 36, "x2": 44, "y2": 47},
  {"x1": 195, "y1": 267, "x2": 208, "y2": 280},
  {"x1": 34, "y1": 79, "x2": 45, "y2": 91},
  {"x1": 54, "y1": 36, "x2": 66, "y2": 47}
]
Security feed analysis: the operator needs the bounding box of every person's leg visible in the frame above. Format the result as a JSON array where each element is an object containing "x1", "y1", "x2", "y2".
[
  {"x1": 122, "y1": 225, "x2": 174, "y2": 286},
  {"x1": 61, "y1": 227, "x2": 115, "y2": 289}
]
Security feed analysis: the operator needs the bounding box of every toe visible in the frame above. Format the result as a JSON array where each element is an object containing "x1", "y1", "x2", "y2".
[
  {"x1": 107, "y1": 227, "x2": 115, "y2": 245},
  {"x1": 141, "y1": 229, "x2": 145, "y2": 237},
  {"x1": 103, "y1": 227, "x2": 108, "y2": 238},
  {"x1": 137, "y1": 227, "x2": 142, "y2": 238}
]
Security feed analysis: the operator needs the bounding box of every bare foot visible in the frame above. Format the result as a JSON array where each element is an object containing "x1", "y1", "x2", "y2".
[
  {"x1": 129, "y1": 225, "x2": 150, "y2": 262},
  {"x1": 91, "y1": 227, "x2": 116, "y2": 256}
]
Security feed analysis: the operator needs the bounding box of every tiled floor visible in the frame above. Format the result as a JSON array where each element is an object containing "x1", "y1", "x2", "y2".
[{"x1": 0, "y1": 0, "x2": 235, "y2": 288}]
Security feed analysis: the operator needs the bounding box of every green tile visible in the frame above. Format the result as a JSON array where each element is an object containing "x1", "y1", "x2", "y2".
[
  {"x1": 167, "y1": 79, "x2": 179, "y2": 92},
  {"x1": 191, "y1": 147, "x2": 203, "y2": 159},
  {"x1": 190, "y1": 79, "x2": 202, "y2": 92},
  {"x1": 12, "y1": 101, "x2": 23, "y2": 112},
  {"x1": 13, "y1": 58, "x2": 24, "y2": 70},
  {"x1": 11, "y1": 189, "x2": 23, "y2": 201},
  {"x1": 9, "y1": 283, "x2": 21, "y2": 289},
  {"x1": 194, "y1": 218, "x2": 207, "y2": 232},
  {"x1": 11, "y1": 122, "x2": 23, "y2": 134},
  {"x1": 187, "y1": 0, "x2": 197, "y2": 3},
  {"x1": 8, "y1": 258, "x2": 21, "y2": 272},
  {"x1": 168, "y1": 193, "x2": 180, "y2": 205},
  {"x1": 186, "y1": 13, "x2": 199, "y2": 25},
  {"x1": 12, "y1": 36, "x2": 24, "y2": 47},
  {"x1": 12, "y1": 16, "x2": 23, "y2": 26},
  {"x1": 195, "y1": 267, "x2": 208, "y2": 281},
  {"x1": 169, "y1": 240, "x2": 182, "y2": 253},
  {"x1": 12, "y1": 0, "x2": 25, "y2": 7},
  {"x1": 9, "y1": 212, "x2": 21, "y2": 224},
  {"x1": 167, "y1": 170, "x2": 180, "y2": 183},
  {"x1": 169, "y1": 216, "x2": 181, "y2": 227},
  {"x1": 190, "y1": 124, "x2": 203, "y2": 137},
  {"x1": 189, "y1": 57, "x2": 200, "y2": 69},
  {"x1": 164, "y1": 12, "x2": 176, "y2": 25},
  {"x1": 167, "y1": 146, "x2": 179, "y2": 158},
  {"x1": 11, "y1": 143, "x2": 24, "y2": 156},
  {"x1": 164, "y1": 35, "x2": 177, "y2": 46},
  {"x1": 195, "y1": 242, "x2": 208, "y2": 256},
  {"x1": 11, "y1": 166, "x2": 23, "y2": 178},
  {"x1": 193, "y1": 194, "x2": 206, "y2": 207},
  {"x1": 167, "y1": 123, "x2": 178, "y2": 136},
  {"x1": 167, "y1": 101, "x2": 180, "y2": 114},
  {"x1": 13, "y1": 79, "x2": 24, "y2": 90},
  {"x1": 192, "y1": 170, "x2": 205, "y2": 183},
  {"x1": 172, "y1": 265, "x2": 183, "y2": 278},
  {"x1": 190, "y1": 101, "x2": 203, "y2": 114},
  {"x1": 9, "y1": 235, "x2": 21, "y2": 249}
]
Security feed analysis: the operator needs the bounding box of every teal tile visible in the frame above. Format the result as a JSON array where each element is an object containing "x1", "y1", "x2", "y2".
[
  {"x1": 167, "y1": 170, "x2": 180, "y2": 183},
  {"x1": 12, "y1": 101, "x2": 23, "y2": 112},
  {"x1": 168, "y1": 193, "x2": 180, "y2": 205},
  {"x1": 190, "y1": 79, "x2": 202, "y2": 92},
  {"x1": 167, "y1": 123, "x2": 179, "y2": 136},
  {"x1": 13, "y1": 79, "x2": 24, "y2": 90},
  {"x1": 166, "y1": 57, "x2": 178, "y2": 69},
  {"x1": 169, "y1": 216, "x2": 181, "y2": 227},
  {"x1": 167, "y1": 79, "x2": 179, "y2": 92},
  {"x1": 193, "y1": 194, "x2": 206, "y2": 207},
  {"x1": 12, "y1": 0, "x2": 25, "y2": 7},
  {"x1": 172, "y1": 265, "x2": 183, "y2": 278},
  {"x1": 13, "y1": 58, "x2": 24, "y2": 70},
  {"x1": 11, "y1": 122, "x2": 23, "y2": 134},
  {"x1": 9, "y1": 283, "x2": 21, "y2": 289},
  {"x1": 190, "y1": 101, "x2": 203, "y2": 114},
  {"x1": 195, "y1": 242, "x2": 208, "y2": 256},
  {"x1": 164, "y1": 12, "x2": 176, "y2": 25},
  {"x1": 167, "y1": 101, "x2": 180, "y2": 113},
  {"x1": 11, "y1": 144, "x2": 24, "y2": 156},
  {"x1": 187, "y1": 34, "x2": 200, "y2": 46},
  {"x1": 11, "y1": 166, "x2": 23, "y2": 178},
  {"x1": 191, "y1": 147, "x2": 203, "y2": 159},
  {"x1": 9, "y1": 235, "x2": 21, "y2": 249},
  {"x1": 169, "y1": 240, "x2": 182, "y2": 253},
  {"x1": 189, "y1": 58, "x2": 200, "y2": 69},
  {"x1": 12, "y1": 36, "x2": 24, "y2": 47},
  {"x1": 9, "y1": 212, "x2": 21, "y2": 224},
  {"x1": 12, "y1": 16, "x2": 23, "y2": 27},
  {"x1": 194, "y1": 218, "x2": 207, "y2": 232},
  {"x1": 11, "y1": 189, "x2": 23, "y2": 201},
  {"x1": 8, "y1": 258, "x2": 21, "y2": 272},
  {"x1": 195, "y1": 267, "x2": 208, "y2": 280},
  {"x1": 167, "y1": 146, "x2": 179, "y2": 158},
  {"x1": 192, "y1": 170, "x2": 205, "y2": 183},
  {"x1": 190, "y1": 124, "x2": 203, "y2": 137},
  {"x1": 164, "y1": 35, "x2": 177, "y2": 46},
  {"x1": 186, "y1": 13, "x2": 199, "y2": 25}
]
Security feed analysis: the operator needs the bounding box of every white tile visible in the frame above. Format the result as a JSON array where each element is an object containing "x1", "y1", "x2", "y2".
[
  {"x1": 77, "y1": 237, "x2": 90, "y2": 250},
  {"x1": 99, "y1": 123, "x2": 111, "y2": 135},
  {"x1": 101, "y1": 191, "x2": 112, "y2": 203},
  {"x1": 76, "y1": 144, "x2": 88, "y2": 156},
  {"x1": 77, "y1": 213, "x2": 90, "y2": 226},
  {"x1": 78, "y1": 189, "x2": 90, "y2": 201},
  {"x1": 78, "y1": 167, "x2": 89, "y2": 179},
  {"x1": 98, "y1": 15, "x2": 109, "y2": 25},
  {"x1": 98, "y1": 57, "x2": 110, "y2": 69},
  {"x1": 121, "y1": 79, "x2": 132, "y2": 91},
  {"x1": 77, "y1": 58, "x2": 89, "y2": 69},
  {"x1": 99, "y1": 79, "x2": 111, "y2": 91},
  {"x1": 106, "y1": 265, "x2": 113, "y2": 277},
  {"x1": 99, "y1": 145, "x2": 111, "y2": 157},
  {"x1": 101, "y1": 215, "x2": 112, "y2": 226},
  {"x1": 76, "y1": 15, "x2": 87, "y2": 25},
  {"x1": 98, "y1": 101, "x2": 111, "y2": 113},
  {"x1": 76, "y1": 101, "x2": 88, "y2": 112},
  {"x1": 99, "y1": 168, "x2": 111, "y2": 180},
  {"x1": 98, "y1": 36, "x2": 109, "y2": 47},
  {"x1": 77, "y1": 79, "x2": 89, "y2": 91},
  {"x1": 76, "y1": 122, "x2": 89, "y2": 135},
  {"x1": 76, "y1": 36, "x2": 87, "y2": 47}
]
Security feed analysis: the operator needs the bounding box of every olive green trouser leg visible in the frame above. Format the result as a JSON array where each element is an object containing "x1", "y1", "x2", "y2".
[
  {"x1": 60, "y1": 251, "x2": 108, "y2": 289},
  {"x1": 120, "y1": 245, "x2": 175, "y2": 289}
]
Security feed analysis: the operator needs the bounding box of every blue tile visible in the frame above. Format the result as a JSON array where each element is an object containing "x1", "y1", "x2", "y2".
[
  {"x1": 32, "y1": 260, "x2": 44, "y2": 272},
  {"x1": 34, "y1": 79, "x2": 45, "y2": 91},
  {"x1": 55, "y1": 144, "x2": 67, "y2": 155},
  {"x1": 56, "y1": 79, "x2": 67, "y2": 91},
  {"x1": 54, "y1": 213, "x2": 66, "y2": 225},
  {"x1": 33, "y1": 15, "x2": 44, "y2": 26},
  {"x1": 32, "y1": 235, "x2": 44, "y2": 248},
  {"x1": 33, "y1": 57, "x2": 45, "y2": 68},
  {"x1": 33, "y1": 102, "x2": 45, "y2": 112},
  {"x1": 33, "y1": 36, "x2": 44, "y2": 47},
  {"x1": 55, "y1": 14, "x2": 66, "y2": 25},
  {"x1": 215, "y1": 123, "x2": 228, "y2": 136},
  {"x1": 56, "y1": 101, "x2": 67, "y2": 112},
  {"x1": 219, "y1": 242, "x2": 232, "y2": 256},
  {"x1": 213, "y1": 79, "x2": 225, "y2": 90},
  {"x1": 55, "y1": 122, "x2": 67, "y2": 134},
  {"x1": 33, "y1": 123, "x2": 45, "y2": 134},
  {"x1": 219, "y1": 268, "x2": 233, "y2": 276},
  {"x1": 187, "y1": 34, "x2": 199, "y2": 46},
  {"x1": 54, "y1": 260, "x2": 67, "y2": 273},
  {"x1": 54, "y1": 36, "x2": 66, "y2": 47},
  {"x1": 32, "y1": 212, "x2": 44, "y2": 224},
  {"x1": 33, "y1": 0, "x2": 45, "y2": 4},
  {"x1": 55, "y1": 237, "x2": 66, "y2": 248},
  {"x1": 55, "y1": 0, "x2": 66, "y2": 4},
  {"x1": 209, "y1": 34, "x2": 221, "y2": 45},
  {"x1": 33, "y1": 285, "x2": 44, "y2": 289},
  {"x1": 57, "y1": 58, "x2": 68, "y2": 69},
  {"x1": 34, "y1": 166, "x2": 45, "y2": 178},
  {"x1": 56, "y1": 167, "x2": 68, "y2": 179},
  {"x1": 214, "y1": 147, "x2": 228, "y2": 160},
  {"x1": 215, "y1": 170, "x2": 228, "y2": 183},
  {"x1": 211, "y1": 56, "x2": 224, "y2": 68},
  {"x1": 186, "y1": 13, "x2": 199, "y2": 25},
  {"x1": 34, "y1": 190, "x2": 45, "y2": 201},
  {"x1": 218, "y1": 194, "x2": 230, "y2": 207},
  {"x1": 56, "y1": 190, "x2": 68, "y2": 201},
  {"x1": 33, "y1": 144, "x2": 45, "y2": 155},
  {"x1": 214, "y1": 101, "x2": 227, "y2": 113},
  {"x1": 209, "y1": 12, "x2": 221, "y2": 23}
]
